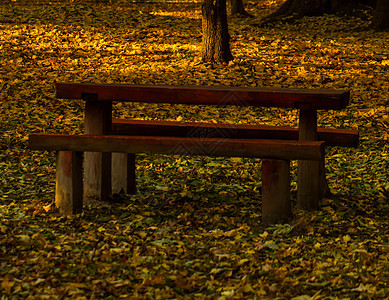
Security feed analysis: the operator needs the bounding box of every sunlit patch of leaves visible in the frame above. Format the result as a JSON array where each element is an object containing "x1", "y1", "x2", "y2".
[{"x1": 0, "y1": 0, "x2": 388, "y2": 298}]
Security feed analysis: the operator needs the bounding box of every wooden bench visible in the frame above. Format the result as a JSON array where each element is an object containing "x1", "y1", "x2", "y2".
[
  {"x1": 29, "y1": 134, "x2": 324, "y2": 224},
  {"x1": 111, "y1": 119, "x2": 358, "y2": 195},
  {"x1": 28, "y1": 83, "x2": 358, "y2": 224}
]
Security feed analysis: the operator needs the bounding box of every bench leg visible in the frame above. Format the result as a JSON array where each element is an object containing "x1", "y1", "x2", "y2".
[
  {"x1": 84, "y1": 100, "x2": 112, "y2": 201},
  {"x1": 297, "y1": 108, "x2": 321, "y2": 210},
  {"x1": 320, "y1": 154, "x2": 331, "y2": 197},
  {"x1": 112, "y1": 153, "x2": 137, "y2": 194},
  {"x1": 127, "y1": 154, "x2": 137, "y2": 194},
  {"x1": 55, "y1": 151, "x2": 83, "y2": 214},
  {"x1": 84, "y1": 151, "x2": 111, "y2": 200},
  {"x1": 262, "y1": 160, "x2": 291, "y2": 225}
]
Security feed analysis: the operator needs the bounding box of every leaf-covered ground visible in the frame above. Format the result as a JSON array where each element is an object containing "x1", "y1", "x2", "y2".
[{"x1": 0, "y1": 0, "x2": 388, "y2": 298}]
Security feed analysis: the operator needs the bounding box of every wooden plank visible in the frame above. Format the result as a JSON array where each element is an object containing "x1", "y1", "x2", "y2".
[
  {"x1": 29, "y1": 134, "x2": 324, "y2": 161},
  {"x1": 55, "y1": 151, "x2": 83, "y2": 214},
  {"x1": 127, "y1": 153, "x2": 137, "y2": 194},
  {"x1": 112, "y1": 153, "x2": 137, "y2": 194},
  {"x1": 112, "y1": 119, "x2": 359, "y2": 147},
  {"x1": 56, "y1": 83, "x2": 350, "y2": 110},
  {"x1": 262, "y1": 160, "x2": 291, "y2": 225},
  {"x1": 297, "y1": 109, "x2": 321, "y2": 210},
  {"x1": 112, "y1": 153, "x2": 127, "y2": 194},
  {"x1": 84, "y1": 100, "x2": 112, "y2": 201}
]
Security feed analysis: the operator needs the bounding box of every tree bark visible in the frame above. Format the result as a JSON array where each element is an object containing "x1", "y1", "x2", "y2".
[
  {"x1": 201, "y1": 0, "x2": 233, "y2": 64},
  {"x1": 260, "y1": 0, "x2": 377, "y2": 25},
  {"x1": 373, "y1": 0, "x2": 389, "y2": 30},
  {"x1": 230, "y1": 0, "x2": 251, "y2": 17},
  {"x1": 260, "y1": 0, "x2": 325, "y2": 25}
]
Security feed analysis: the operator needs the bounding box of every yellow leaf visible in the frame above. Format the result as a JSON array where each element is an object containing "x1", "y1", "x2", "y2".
[
  {"x1": 291, "y1": 296, "x2": 311, "y2": 300},
  {"x1": 1, "y1": 276, "x2": 14, "y2": 294},
  {"x1": 241, "y1": 284, "x2": 255, "y2": 293},
  {"x1": 210, "y1": 268, "x2": 224, "y2": 274},
  {"x1": 230, "y1": 157, "x2": 242, "y2": 163},
  {"x1": 64, "y1": 245, "x2": 73, "y2": 251},
  {"x1": 110, "y1": 248, "x2": 123, "y2": 254},
  {"x1": 138, "y1": 231, "x2": 147, "y2": 238},
  {"x1": 238, "y1": 259, "x2": 250, "y2": 266}
]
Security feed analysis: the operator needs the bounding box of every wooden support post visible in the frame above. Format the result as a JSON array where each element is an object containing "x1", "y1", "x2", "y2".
[
  {"x1": 297, "y1": 108, "x2": 321, "y2": 209},
  {"x1": 112, "y1": 153, "x2": 137, "y2": 194},
  {"x1": 112, "y1": 153, "x2": 127, "y2": 194},
  {"x1": 319, "y1": 155, "x2": 331, "y2": 197},
  {"x1": 262, "y1": 160, "x2": 291, "y2": 225},
  {"x1": 127, "y1": 153, "x2": 137, "y2": 194},
  {"x1": 84, "y1": 96, "x2": 112, "y2": 201},
  {"x1": 55, "y1": 151, "x2": 83, "y2": 214}
]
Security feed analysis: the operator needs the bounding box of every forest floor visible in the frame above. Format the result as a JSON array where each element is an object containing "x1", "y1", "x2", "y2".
[{"x1": 0, "y1": 0, "x2": 388, "y2": 299}]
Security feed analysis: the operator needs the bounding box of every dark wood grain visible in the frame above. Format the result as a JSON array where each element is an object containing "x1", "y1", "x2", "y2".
[
  {"x1": 298, "y1": 109, "x2": 320, "y2": 209},
  {"x1": 262, "y1": 160, "x2": 291, "y2": 225},
  {"x1": 29, "y1": 134, "x2": 324, "y2": 161},
  {"x1": 56, "y1": 83, "x2": 350, "y2": 110},
  {"x1": 55, "y1": 151, "x2": 83, "y2": 215},
  {"x1": 112, "y1": 119, "x2": 359, "y2": 147},
  {"x1": 84, "y1": 101, "x2": 112, "y2": 201}
]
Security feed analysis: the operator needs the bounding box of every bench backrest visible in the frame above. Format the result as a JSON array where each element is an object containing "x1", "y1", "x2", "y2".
[{"x1": 56, "y1": 83, "x2": 350, "y2": 110}]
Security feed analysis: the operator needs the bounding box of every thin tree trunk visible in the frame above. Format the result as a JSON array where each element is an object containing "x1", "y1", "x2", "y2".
[
  {"x1": 260, "y1": 0, "x2": 325, "y2": 25},
  {"x1": 260, "y1": 0, "x2": 377, "y2": 25},
  {"x1": 230, "y1": 0, "x2": 251, "y2": 17},
  {"x1": 373, "y1": 0, "x2": 389, "y2": 30},
  {"x1": 201, "y1": 0, "x2": 233, "y2": 64}
]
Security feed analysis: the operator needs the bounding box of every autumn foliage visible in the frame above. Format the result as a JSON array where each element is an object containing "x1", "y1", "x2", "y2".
[{"x1": 0, "y1": 0, "x2": 388, "y2": 298}]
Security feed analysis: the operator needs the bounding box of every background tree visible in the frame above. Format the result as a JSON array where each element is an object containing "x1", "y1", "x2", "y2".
[
  {"x1": 373, "y1": 0, "x2": 389, "y2": 30},
  {"x1": 259, "y1": 0, "x2": 382, "y2": 26},
  {"x1": 230, "y1": 0, "x2": 251, "y2": 17},
  {"x1": 201, "y1": 0, "x2": 233, "y2": 64}
]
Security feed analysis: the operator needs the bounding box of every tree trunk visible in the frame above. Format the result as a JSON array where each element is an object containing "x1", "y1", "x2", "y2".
[
  {"x1": 260, "y1": 0, "x2": 325, "y2": 25},
  {"x1": 260, "y1": 0, "x2": 377, "y2": 25},
  {"x1": 373, "y1": 0, "x2": 389, "y2": 30},
  {"x1": 201, "y1": 0, "x2": 233, "y2": 64},
  {"x1": 230, "y1": 0, "x2": 251, "y2": 17}
]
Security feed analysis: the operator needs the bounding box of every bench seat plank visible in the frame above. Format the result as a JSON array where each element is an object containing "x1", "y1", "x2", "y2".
[
  {"x1": 29, "y1": 134, "x2": 324, "y2": 161},
  {"x1": 112, "y1": 119, "x2": 359, "y2": 148}
]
